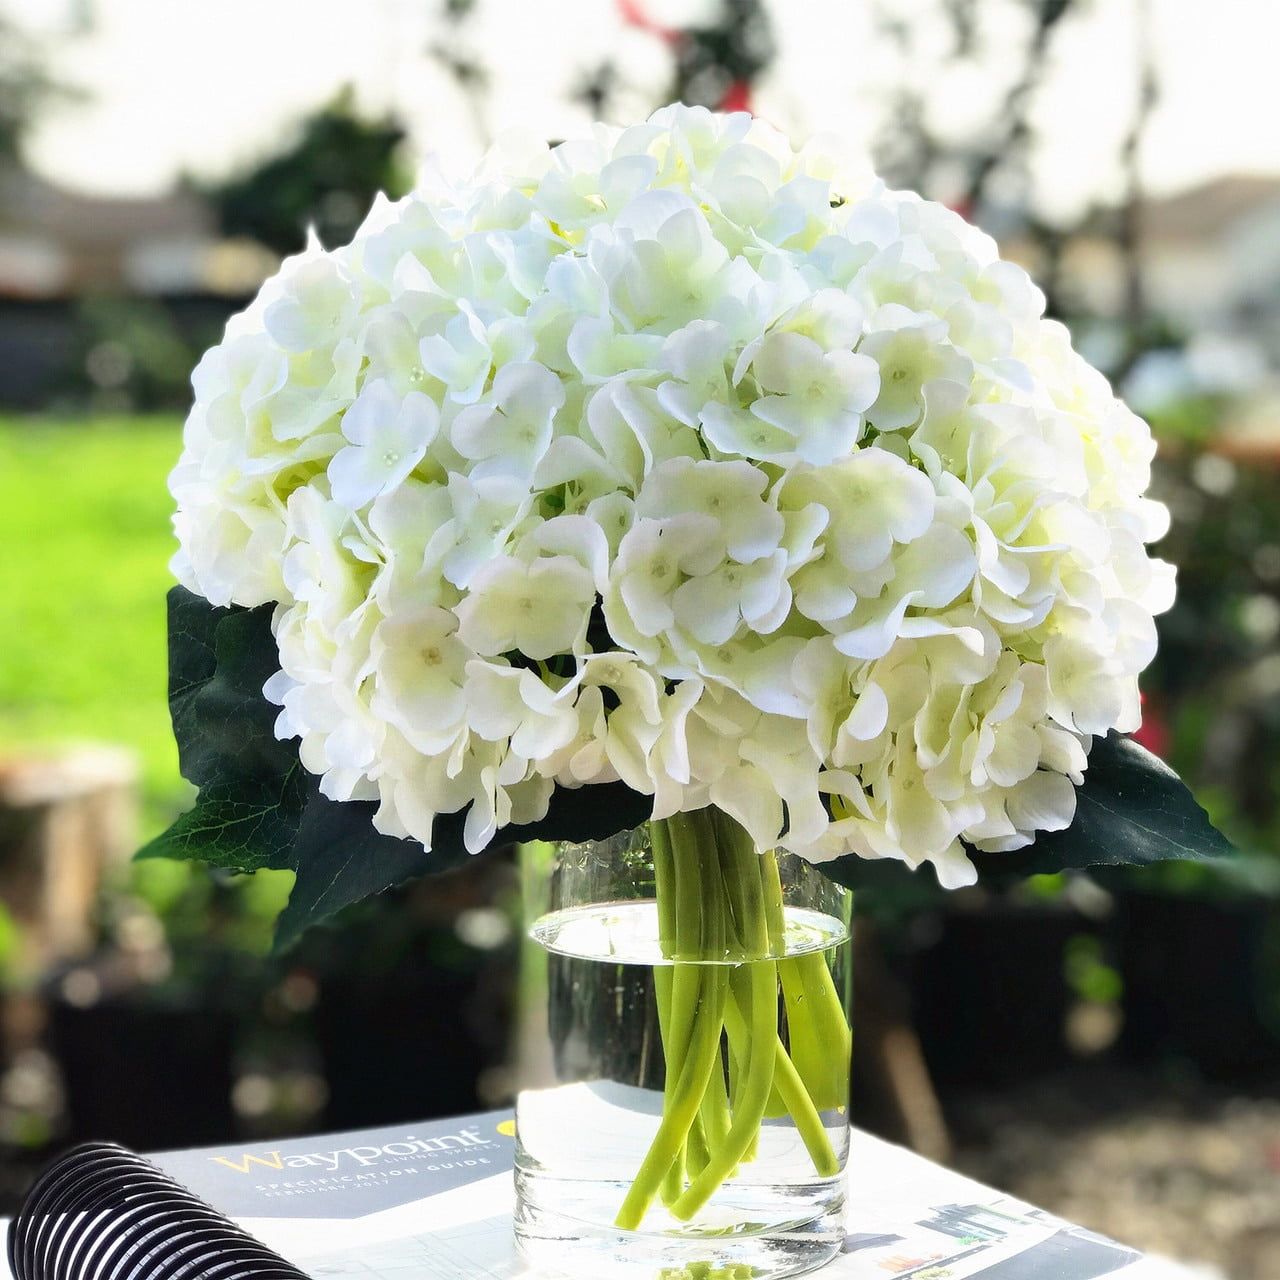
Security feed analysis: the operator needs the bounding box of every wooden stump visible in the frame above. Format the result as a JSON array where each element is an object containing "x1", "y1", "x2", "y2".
[
  {"x1": 0, "y1": 746, "x2": 139, "y2": 974},
  {"x1": 853, "y1": 919, "x2": 952, "y2": 1164}
]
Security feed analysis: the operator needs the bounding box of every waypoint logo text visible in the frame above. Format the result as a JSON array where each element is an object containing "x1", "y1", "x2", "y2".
[{"x1": 211, "y1": 1127, "x2": 497, "y2": 1177}]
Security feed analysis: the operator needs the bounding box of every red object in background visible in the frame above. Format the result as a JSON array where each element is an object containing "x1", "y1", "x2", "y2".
[
  {"x1": 720, "y1": 80, "x2": 754, "y2": 113},
  {"x1": 615, "y1": 1, "x2": 757, "y2": 116},
  {"x1": 1133, "y1": 692, "x2": 1171, "y2": 759},
  {"x1": 617, "y1": 0, "x2": 681, "y2": 45}
]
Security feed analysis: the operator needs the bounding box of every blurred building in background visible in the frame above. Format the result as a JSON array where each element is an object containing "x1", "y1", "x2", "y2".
[{"x1": 0, "y1": 169, "x2": 215, "y2": 295}]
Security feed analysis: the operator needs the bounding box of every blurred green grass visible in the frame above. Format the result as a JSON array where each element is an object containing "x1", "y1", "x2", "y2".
[{"x1": 0, "y1": 417, "x2": 189, "y2": 836}]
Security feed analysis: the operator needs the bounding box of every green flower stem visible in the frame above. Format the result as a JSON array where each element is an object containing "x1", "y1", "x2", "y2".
[
  {"x1": 724, "y1": 967, "x2": 761, "y2": 1164},
  {"x1": 651, "y1": 818, "x2": 677, "y2": 953},
  {"x1": 698, "y1": 1045, "x2": 733, "y2": 1158},
  {"x1": 672, "y1": 954, "x2": 776, "y2": 1220},
  {"x1": 770, "y1": 1046, "x2": 840, "y2": 1176},
  {"x1": 670, "y1": 825, "x2": 776, "y2": 1221},
  {"x1": 756, "y1": 850, "x2": 797, "y2": 1123},
  {"x1": 763, "y1": 851, "x2": 851, "y2": 1113},
  {"x1": 711, "y1": 812, "x2": 763, "y2": 955},
  {"x1": 686, "y1": 1112, "x2": 710, "y2": 1178},
  {"x1": 721, "y1": 983, "x2": 839, "y2": 1177},
  {"x1": 629, "y1": 811, "x2": 721, "y2": 1221},
  {"x1": 694, "y1": 826, "x2": 734, "y2": 1174},
  {"x1": 759, "y1": 848, "x2": 787, "y2": 951},
  {"x1": 651, "y1": 820, "x2": 687, "y2": 1203},
  {"x1": 615, "y1": 962, "x2": 728, "y2": 1230},
  {"x1": 790, "y1": 951, "x2": 851, "y2": 1109},
  {"x1": 662, "y1": 814, "x2": 709, "y2": 1197},
  {"x1": 619, "y1": 809, "x2": 851, "y2": 1229},
  {"x1": 714, "y1": 824, "x2": 774, "y2": 1154},
  {"x1": 653, "y1": 964, "x2": 683, "y2": 1204},
  {"x1": 723, "y1": 970, "x2": 761, "y2": 1169}
]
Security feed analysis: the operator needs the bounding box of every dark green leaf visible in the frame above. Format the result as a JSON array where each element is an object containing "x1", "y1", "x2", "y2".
[
  {"x1": 150, "y1": 589, "x2": 1235, "y2": 943},
  {"x1": 970, "y1": 731, "x2": 1235, "y2": 877},
  {"x1": 274, "y1": 794, "x2": 459, "y2": 949},
  {"x1": 136, "y1": 770, "x2": 308, "y2": 872},
  {"x1": 819, "y1": 731, "x2": 1235, "y2": 894},
  {"x1": 511, "y1": 780, "x2": 652, "y2": 847},
  {"x1": 166, "y1": 587, "x2": 294, "y2": 789},
  {"x1": 148, "y1": 587, "x2": 653, "y2": 948},
  {"x1": 274, "y1": 780, "x2": 651, "y2": 949}
]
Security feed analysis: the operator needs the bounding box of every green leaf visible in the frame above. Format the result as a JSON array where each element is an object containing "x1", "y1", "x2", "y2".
[
  {"x1": 274, "y1": 782, "x2": 653, "y2": 948},
  {"x1": 512, "y1": 782, "x2": 653, "y2": 847},
  {"x1": 165, "y1": 587, "x2": 295, "y2": 789},
  {"x1": 136, "y1": 771, "x2": 307, "y2": 872},
  {"x1": 274, "y1": 792, "x2": 460, "y2": 949},
  {"x1": 147, "y1": 587, "x2": 652, "y2": 949},
  {"x1": 970, "y1": 731, "x2": 1235, "y2": 877},
  {"x1": 149, "y1": 589, "x2": 1235, "y2": 943},
  {"x1": 820, "y1": 731, "x2": 1235, "y2": 894}
]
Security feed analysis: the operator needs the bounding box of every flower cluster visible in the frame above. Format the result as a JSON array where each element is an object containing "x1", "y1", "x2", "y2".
[{"x1": 171, "y1": 105, "x2": 1173, "y2": 887}]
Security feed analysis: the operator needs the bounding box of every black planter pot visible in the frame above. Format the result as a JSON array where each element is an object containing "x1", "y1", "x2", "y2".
[
  {"x1": 304, "y1": 852, "x2": 519, "y2": 1130},
  {"x1": 908, "y1": 904, "x2": 1090, "y2": 1093},
  {"x1": 1113, "y1": 889, "x2": 1280, "y2": 1080},
  {"x1": 51, "y1": 990, "x2": 237, "y2": 1150},
  {"x1": 314, "y1": 962, "x2": 502, "y2": 1129}
]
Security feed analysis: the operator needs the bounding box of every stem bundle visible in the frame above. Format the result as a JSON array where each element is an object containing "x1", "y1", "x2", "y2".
[{"x1": 614, "y1": 809, "x2": 850, "y2": 1231}]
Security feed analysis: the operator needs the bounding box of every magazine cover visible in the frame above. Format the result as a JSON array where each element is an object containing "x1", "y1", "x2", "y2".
[{"x1": 144, "y1": 1093, "x2": 1167, "y2": 1280}]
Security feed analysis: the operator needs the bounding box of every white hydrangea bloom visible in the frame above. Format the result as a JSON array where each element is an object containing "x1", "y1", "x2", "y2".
[{"x1": 171, "y1": 104, "x2": 1174, "y2": 886}]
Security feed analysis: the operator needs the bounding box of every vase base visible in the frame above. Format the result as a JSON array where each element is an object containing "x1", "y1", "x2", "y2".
[{"x1": 514, "y1": 1166, "x2": 845, "y2": 1279}]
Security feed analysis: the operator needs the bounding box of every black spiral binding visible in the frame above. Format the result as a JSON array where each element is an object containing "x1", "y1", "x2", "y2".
[{"x1": 7, "y1": 1142, "x2": 310, "y2": 1280}]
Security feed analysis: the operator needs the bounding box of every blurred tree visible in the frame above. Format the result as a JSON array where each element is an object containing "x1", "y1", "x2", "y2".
[
  {"x1": 429, "y1": 0, "x2": 490, "y2": 147},
  {"x1": 202, "y1": 88, "x2": 410, "y2": 256},
  {"x1": 871, "y1": 0, "x2": 1161, "y2": 362},
  {"x1": 0, "y1": 15, "x2": 67, "y2": 165},
  {"x1": 1113, "y1": 0, "x2": 1157, "y2": 381},
  {"x1": 1147, "y1": 443, "x2": 1280, "y2": 858},
  {"x1": 73, "y1": 295, "x2": 201, "y2": 413},
  {"x1": 871, "y1": 0, "x2": 1079, "y2": 222},
  {"x1": 669, "y1": 0, "x2": 775, "y2": 111},
  {"x1": 581, "y1": 0, "x2": 775, "y2": 118}
]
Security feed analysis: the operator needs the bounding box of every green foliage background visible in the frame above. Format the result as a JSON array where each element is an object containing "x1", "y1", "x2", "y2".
[
  {"x1": 0, "y1": 418, "x2": 293, "y2": 958},
  {"x1": 0, "y1": 417, "x2": 185, "y2": 827},
  {"x1": 200, "y1": 89, "x2": 410, "y2": 257}
]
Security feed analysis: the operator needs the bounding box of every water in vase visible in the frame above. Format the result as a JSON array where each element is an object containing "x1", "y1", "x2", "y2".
[{"x1": 515, "y1": 899, "x2": 852, "y2": 1279}]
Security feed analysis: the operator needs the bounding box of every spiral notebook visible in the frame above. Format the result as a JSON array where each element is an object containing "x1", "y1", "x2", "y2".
[{"x1": 6, "y1": 1087, "x2": 1190, "y2": 1279}]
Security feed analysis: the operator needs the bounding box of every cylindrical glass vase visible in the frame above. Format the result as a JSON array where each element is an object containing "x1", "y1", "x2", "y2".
[{"x1": 515, "y1": 808, "x2": 853, "y2": 1279}]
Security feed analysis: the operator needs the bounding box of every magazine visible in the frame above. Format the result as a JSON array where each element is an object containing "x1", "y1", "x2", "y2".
[{"x1": 9, "y1": 1084, "x2": 1194, "y2": 1278}]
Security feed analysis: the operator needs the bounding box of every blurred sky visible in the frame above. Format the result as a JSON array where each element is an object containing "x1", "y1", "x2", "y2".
[{"x1": 5, "y1": 0, "x2": 1278, "y2": 222}]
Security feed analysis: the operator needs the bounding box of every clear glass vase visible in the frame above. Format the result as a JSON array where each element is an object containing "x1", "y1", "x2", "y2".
[{"x1": 515, "y1": 808, "x2": 853, "y2": 1279}]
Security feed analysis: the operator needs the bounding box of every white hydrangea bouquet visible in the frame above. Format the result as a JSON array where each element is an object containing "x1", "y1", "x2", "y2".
[{"x1": 150, "y1": 105, "x2": 1229, "y2": 1258}]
